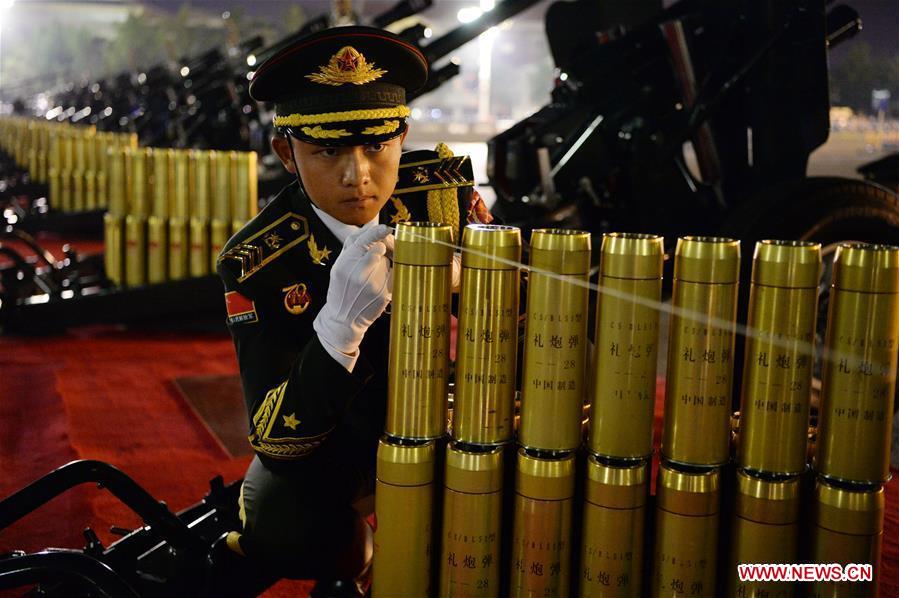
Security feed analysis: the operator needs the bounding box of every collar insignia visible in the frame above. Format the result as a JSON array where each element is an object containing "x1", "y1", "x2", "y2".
[
  {"x1": 307, "y1": 234, "x2": 332, "y2": 265},
  {"x1": 282, "y1": 283, "x2": 312, "y2": 315},
  {"x1": 306, "y1": 46, "x2": 387, "y2": 87},
  {"x1": 389, "y1": 196, "x2": 411, "y2": 225}
]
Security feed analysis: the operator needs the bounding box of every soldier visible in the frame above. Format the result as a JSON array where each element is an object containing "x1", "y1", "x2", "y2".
[{"x1": 216, "y1": 26, "x2": 492, "y2": 595}]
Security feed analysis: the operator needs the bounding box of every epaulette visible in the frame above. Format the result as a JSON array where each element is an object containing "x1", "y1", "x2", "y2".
[
  {"x1": 394, "y1": 151, "x2": 475, "y2": 195},
  {"x1": 218, "y1": 213, "x2": 310, "y2": 282}
]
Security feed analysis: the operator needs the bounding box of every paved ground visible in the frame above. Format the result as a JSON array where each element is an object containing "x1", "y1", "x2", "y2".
[{"x1": 808, "y1": 128, "x2": 899, "y2": 180}]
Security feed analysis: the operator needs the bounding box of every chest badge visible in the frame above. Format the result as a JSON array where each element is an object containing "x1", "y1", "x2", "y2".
[
  {"x1": 307, "y1": 234, "x2": 332, "y2": 266},
  {"x1": 282, "y1": 283, "x2": 312, "y2": 315}
]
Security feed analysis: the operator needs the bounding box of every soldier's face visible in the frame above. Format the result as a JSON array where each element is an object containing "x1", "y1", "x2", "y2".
[{"x1": 273, "y1": 133, "x2": 405, "y2": 226}]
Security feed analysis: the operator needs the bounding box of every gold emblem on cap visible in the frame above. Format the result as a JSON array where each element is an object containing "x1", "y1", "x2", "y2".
[{"x1": 306, "y1": 46, "x2": 387, "y2": 86}]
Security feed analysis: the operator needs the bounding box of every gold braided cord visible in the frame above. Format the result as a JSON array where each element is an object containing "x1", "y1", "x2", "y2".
[
  {"x1": 426, "y1": 142, "x2": 461, "y2": 242},
  {"x1": 237, "y1": 485, "x2": 247, "y2": 526},
  {"x1": 274, "y1": 105, "x2": 411, "y2": 127},
  {"x1": 361, "y1": 120, "x2": 400, "y2": 136}
]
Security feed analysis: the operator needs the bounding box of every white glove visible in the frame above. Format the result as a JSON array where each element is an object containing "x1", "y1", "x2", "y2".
[
  {"x1": 314, "y1": 224, "x2": 394, "y2": 372},
  {"x1": 451, "y1": 252, "x2": 462, "y2": 292}
]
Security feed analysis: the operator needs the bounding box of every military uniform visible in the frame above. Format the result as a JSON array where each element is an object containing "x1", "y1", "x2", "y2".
[
  {"x1": 216, "y1": 25, "x2": 497, "y2": 584},
  {"x1": 217, "y1": 147, "x2": 491, "y2": 577}
]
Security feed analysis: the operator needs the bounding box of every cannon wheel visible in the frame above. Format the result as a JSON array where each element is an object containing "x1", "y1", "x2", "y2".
[{"x1": 722, "y1": 176, "x2": 899, "y2": 419}]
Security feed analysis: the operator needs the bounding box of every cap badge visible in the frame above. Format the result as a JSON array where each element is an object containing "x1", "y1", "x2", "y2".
[{"x1": 306, "y1": 46, "x2": 387, "y2": 86}]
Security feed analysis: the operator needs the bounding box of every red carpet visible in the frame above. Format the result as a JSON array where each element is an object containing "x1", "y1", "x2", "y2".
[{"x1": 0, "y1": 326, "x2": 310, "y2": 597}]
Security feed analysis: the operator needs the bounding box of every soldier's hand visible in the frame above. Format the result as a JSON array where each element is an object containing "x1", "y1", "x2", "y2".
[
  {"x1": 451, "y1": 252, "x2": 462, "y2": 292},
  {"x1": 313, "y1": 224, "x2": 394, "y2": 369}
]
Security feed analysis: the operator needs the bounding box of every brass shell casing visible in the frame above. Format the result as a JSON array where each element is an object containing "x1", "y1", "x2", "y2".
[
  {"x1": 152, "y1": 149, "x2": 174, "y2": 219},
  {"x1": 35, "y1": 142, "x2": 46, "y2": 185},
  {"x1": 166, "y1": 151, "x2": 191, "y2": 280},
  {"x1": 520, "y1": 229, "x2": 591, "y2": 451},
  {"x1": 122, "y1": 132, "x2": 139, "y2": 149},
  {"x1": 454, "y1": 225, "x2": 522, "y2": 444},
  {"x1": 509, "y1": 449, "x2": 575, "y2": 598},
  {"x1": 580, "y1": 457, "x2": 648, "y2": 597},
  {"x1": 106, "y1": 147, "x2": 128, "y2": 217},
  {"x1": 439, "y1": 443, "x2": 504, "y2": 597},
  {"x1": 231, "y1": 151, "x2": 258, "y2": 232},
  {"x1": 816, "y1": 243, "x2": 899, "y2": 484},
  {"x1": 128, "y1": 148, "x2": 151, "y2": 219},
  {"x1": 59, "y1": 134, "x2": 74, "y2": 212},
  {"x1": 588, "y1": 233, "x2": 664, "y2": 459},
  {"x1": 651, "y1": 463, "x2": 720, "y2": 597},
  {"x1": 85, "y1": 170, "x2": 96, "y2": 211},
  {"x1": 373, "y1": 437, "x2": 436, "y2": 598},
  {"x1": 189, "y1": 218, "x2": 211, "y2": 277},
  {"x1": 811, "y1": 479, "x2": 883, "y2": 597},
  {"x1": 387, "y1": 222, "x2": 454, "y2": 439},
  {"x1": 169, "y1": 218, "x2": 190, "y2": 281},
  {"x1": 662, "y1": 237, "x2": 740, "y2": 467},
  {"x1": 738, "y1": 241, "x2": 821, "y2": 475},
  {"x1": 103, "y1": 213, "x2": 125, "y2": 286},
  {"x1": 145, "y1": 149, "x2": 173, "y2": 284},
  {"x1": 211, "y1": 151, "x2": 232, "y2": 221},
  {"x1": 41, "y1": 126, "x2": 52, "y2": 180},
  {"x1": 84, "y1": 132, "x2": 98, "y2": 210},
  {"x1": 189, "y1": 151, "x2": 212, "y2": 277},
  {"x1": 727, "y1": 469, "x2": 800, "y2": 597},
  {"x1": 147, "y1": 216, "x2": 168, "y2": 284},
  {"x1": 24, "y1": 121, "x2": 36, "y2": 173},
  {"x1": 39, "y1": 126, "x2": 52, "y2": 183},
  {"x1": 191, "y1": 150, "x2": 211, "y2": 220},
  {"x1": 87, "y1": 134, "x2": 106, "y2": 209},
  {"x1": 48, "y1": 135, "x2": 62, "y2": 205},
  {"x1": 72, "y1": 134, "x2": 88, "y2": 212},
  {"x1": 124, "y1": 215, "x2": 147, "y2": 287},
  {"x1": 210, "y1": 151, "x2": 232, "y2": 264},
  {"x1": 172, "y1": 150, "x2": 191, "y2": 220}
]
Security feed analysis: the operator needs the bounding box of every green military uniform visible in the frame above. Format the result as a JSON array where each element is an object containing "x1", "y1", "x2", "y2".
[{"x1": 217, "y1": 147, "x2": 489, "y2": 577}]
